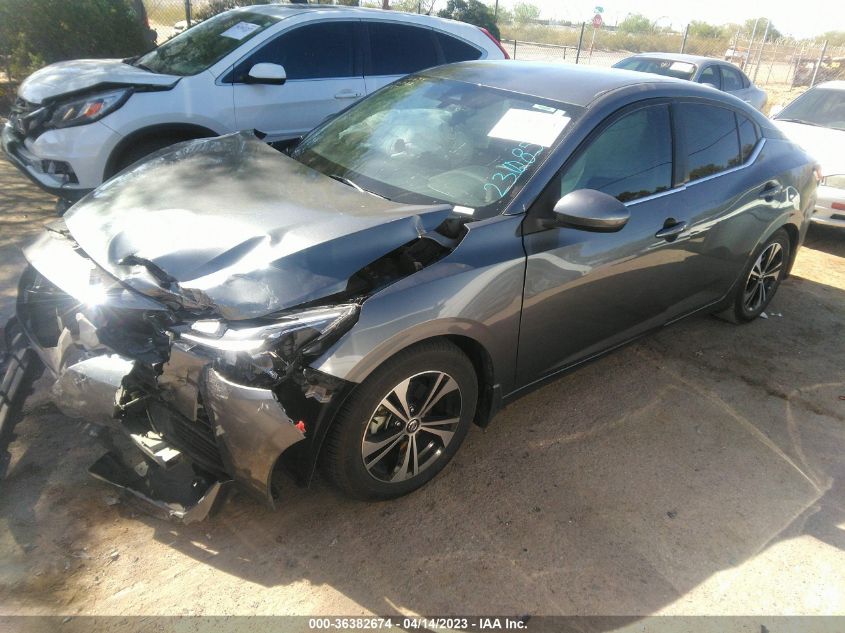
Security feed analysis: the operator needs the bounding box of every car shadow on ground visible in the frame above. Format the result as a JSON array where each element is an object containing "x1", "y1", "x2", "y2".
[{"x1": 1, "y1": 266, "x2": 843, "y2": 618}]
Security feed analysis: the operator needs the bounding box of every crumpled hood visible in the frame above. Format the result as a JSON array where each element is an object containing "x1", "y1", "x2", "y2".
[
  {"x1": 64, "y1": 132, "x2": 452, "y2": 320},
  {"x1": 773, "y1": 119, "x2": 845, "y2": 177},
  {"x1": 19, "y1": 59, "x2": 180, "y2": 104}
]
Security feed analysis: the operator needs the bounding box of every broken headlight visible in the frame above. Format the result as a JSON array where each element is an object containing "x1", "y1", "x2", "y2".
[
  {"x1": 49, "y1": 89, "x2": 132, "y2": 129},
  {"x1": 178, "y1": 304, "x2": 359, "y2": 386}
]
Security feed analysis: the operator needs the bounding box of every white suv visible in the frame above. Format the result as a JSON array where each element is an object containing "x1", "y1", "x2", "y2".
[{"x1": 2, "y1": 4, "x2": 508, "y2": 202}]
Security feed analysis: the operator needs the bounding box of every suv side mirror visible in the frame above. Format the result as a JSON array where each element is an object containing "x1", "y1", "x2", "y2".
[
  {"x1": 541, "y1": 189, "x2": 630, "y2": 232},
  {"x1": 247, "y1": 63, "x2": 286, "y2": 85}
]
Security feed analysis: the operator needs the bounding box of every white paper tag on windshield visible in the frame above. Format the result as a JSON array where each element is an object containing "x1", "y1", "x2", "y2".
[
  {"x1": 453, "y1": 205, "x2": 475, "y2": 216},
  {"x1": 488, "y1": 108, "x2": 570, "y2": 147},
  {"x1": 220, "y1": 22, "x2": 261, "y2": 40}
]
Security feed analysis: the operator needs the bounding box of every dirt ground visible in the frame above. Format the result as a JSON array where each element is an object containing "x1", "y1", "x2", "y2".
[{"x1": 0, "y1": 156, "x2": 844, "y2": 622}]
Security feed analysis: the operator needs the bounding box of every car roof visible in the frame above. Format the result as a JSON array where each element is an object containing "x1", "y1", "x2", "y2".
[
  {"x1": 625, "y1": 52, "x2": 726, "y2": 66},
  {"x1": 424, "y1": 60, "x2": 714, "y2": 107},
  {"x1": 240, "y1": 3, "x2": 468, "y2": 25}
]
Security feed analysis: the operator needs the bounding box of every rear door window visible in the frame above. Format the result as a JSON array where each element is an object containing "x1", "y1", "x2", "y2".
[
  {"x1": 677, "y1": 103, "x2": 741, "y2": 181},
  {"x1": 720, "y1": 66, "x2": 745, "y2": 91},
  {"x1": 367, "y1": 22, "x2": 439, "y2": 75},
  {"x1": 560, "y1": 104, "x2": 673, "y2": 203},
  {"x1": 436, "y1": 32, "x2": 483, "y2": 63},
  {"x1": 699, "y1": 66, "x2": 720, "y2": 88}
]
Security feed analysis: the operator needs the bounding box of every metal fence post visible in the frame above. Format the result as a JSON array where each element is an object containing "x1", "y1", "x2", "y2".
[
  {"x1": 810, "y1": 40, "x2": 828, "y2": 87},
  {"x1": 680, "y1": 24, "x2": 689, "y2": 54},
  {"x1": 744, "y1": 18, "x2": 759, "y2": 70},
  {"x1": 764, "y1": 40, "x2": 780, "y2": 85},
  {"x1": 575, "y1": 22, "x2": 585, "y2": 64},
  {"x1": 513, "y1": 39, "x2": 517, "y2": 59},
  {"x1": 752, "y1": 19, "x2": 770, "y2": 82},
  {"x1": 184, "y1": 0, "x2": 192, "y2": 28}
]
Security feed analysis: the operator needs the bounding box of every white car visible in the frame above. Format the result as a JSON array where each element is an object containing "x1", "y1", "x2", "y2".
[
  {"x1": 2, "y1": 4, "x2": 509, "y2": 203},
  {"x1": 772, "y1": 81, "x2": 845, "y2": 228}
]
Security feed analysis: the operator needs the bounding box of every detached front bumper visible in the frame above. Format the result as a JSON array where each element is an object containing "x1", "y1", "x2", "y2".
[{"x1": 16, "y1": 230, "x2": 312, "y2": 521}]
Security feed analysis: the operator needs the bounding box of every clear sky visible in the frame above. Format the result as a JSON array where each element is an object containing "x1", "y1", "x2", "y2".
[{"x1": 493, "y1": 0, "x2": 845, "y2": 39}]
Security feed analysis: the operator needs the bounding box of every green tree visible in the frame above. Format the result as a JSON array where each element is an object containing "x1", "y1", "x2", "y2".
[
  {"x1": 0, "y1": 0, "x2": 150, "y2": 82},
  {"x1": 513, "y1": 3, "x2": 540, "y2": 25},
  {"x1": 743, "y1": 18, "x2": 782, "y2": 41},
  {"x1": 688, "y1": 20, "x2": 725, "y2": 39},
  {"x1": 618, "y1": 13, "x2": 655, "y2": 35},
  {"x1": 821, "y1": 30, "x2": 845, "y2": 46},
  {"x1": 438, "y1": 0, "x2": 500, "y2": 39}
]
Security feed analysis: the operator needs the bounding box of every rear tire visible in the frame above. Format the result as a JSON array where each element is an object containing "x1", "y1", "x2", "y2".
[
  {"x1": 323, "y1": 340, "x2": 477, "y2": 500},
  {"x1": 724, "y1": 229, "x2": 791, "y2": 324}
]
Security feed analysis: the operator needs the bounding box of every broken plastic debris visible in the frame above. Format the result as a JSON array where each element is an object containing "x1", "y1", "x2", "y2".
[{"x1": 760, "y1": 312, "x2": 768, "y2": 319}]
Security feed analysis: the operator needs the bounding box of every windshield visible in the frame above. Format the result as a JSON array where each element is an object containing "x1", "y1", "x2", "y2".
[
  {"x1": 776, "y1": 87, "x2": 845, "y2": 131},
  {"x1": 293, "y1": 76, "x2": 582, "y2": 217},
  {"x1": 614, "y1": 58, "x2": 697, "y2": 81},
  {"x1": 136, "y1": 11, "x2": 278, "y2": 76}
]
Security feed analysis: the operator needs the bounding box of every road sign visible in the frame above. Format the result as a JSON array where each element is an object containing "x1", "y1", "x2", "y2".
[{"x1": 592, "y1": 13, "x2": 603, "y2": 28}]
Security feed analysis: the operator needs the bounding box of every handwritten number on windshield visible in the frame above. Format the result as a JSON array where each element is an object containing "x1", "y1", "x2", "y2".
[{"x1": 483, "y1": 142, "x2": 544, "y2": 201}]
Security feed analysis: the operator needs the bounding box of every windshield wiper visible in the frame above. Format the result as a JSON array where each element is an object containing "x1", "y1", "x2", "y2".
[{"x1": 328, "y1": 174, "x2": 388, "y2": 200}]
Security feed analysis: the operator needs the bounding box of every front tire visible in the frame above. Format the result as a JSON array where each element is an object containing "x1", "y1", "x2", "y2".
[
  {"x1": 728, "y1": 229, "x2": 791, "y2": 323},
  {"x1": 323, "y1": 340, "x2": 478, "y2": 500}
]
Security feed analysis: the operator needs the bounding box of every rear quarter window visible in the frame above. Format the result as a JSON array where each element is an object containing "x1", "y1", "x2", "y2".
[
  {"x1": 368, "y1": 22, "x2": 439, "y2": 75},
  {"x1": 436, "y1": 32, "x2": 483, "y2": 63}
]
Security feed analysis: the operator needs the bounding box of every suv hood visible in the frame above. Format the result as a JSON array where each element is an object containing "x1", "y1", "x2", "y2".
[
  {"x1": 62, "y1": 133, "x2": 453, "y2": 320},
  {"x1": 18, "y1": 59, "x2": 180, "y2": 104}
]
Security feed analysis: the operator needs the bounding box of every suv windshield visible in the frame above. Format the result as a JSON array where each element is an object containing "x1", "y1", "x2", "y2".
[
  {"x1": 776, "y1": 87, "x2": 845, "y2": 131},
  {"x1": 293, "y1": 76, "x2": 582, "y2": 217},
  {"x1": 614, "y1": 57, "x2": 697, "y2": 80},
  {"x1": 136, "y1": 11, "x2": 278, "y2": 76}
]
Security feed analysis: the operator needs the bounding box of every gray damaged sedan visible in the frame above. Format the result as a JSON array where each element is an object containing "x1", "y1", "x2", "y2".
[{"x1": 2, "y1": 61, "x2": 817, "y2": 521}]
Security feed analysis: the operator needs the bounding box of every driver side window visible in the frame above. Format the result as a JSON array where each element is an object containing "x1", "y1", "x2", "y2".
[{"x1": 560, "y1": 104, "x2": 673, "y2": 203}]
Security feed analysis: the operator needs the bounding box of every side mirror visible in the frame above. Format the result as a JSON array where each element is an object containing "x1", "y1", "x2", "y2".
[
  {"x1": 769, "y1": 103, "x2": 784, "y2": 118},
  {"x1": 247, "y1": 63, "x2": 286, "y2": 85},
  {"x1": 543, "y1": 189, "x2": 630, "y2": 232}
]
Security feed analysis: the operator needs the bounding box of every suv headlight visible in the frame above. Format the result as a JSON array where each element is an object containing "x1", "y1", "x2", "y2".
[
  {"x1": 821, "y1": 174, "x2": 845, "y2": 190},
  {"x1": 49, "y1": 88, "x2": 132, "y2": 129},
  {"x1": 178, "y1": 304, "x2": 359, "y2": 386}
]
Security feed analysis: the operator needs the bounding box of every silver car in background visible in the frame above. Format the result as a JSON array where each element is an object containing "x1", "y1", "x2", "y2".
[{"x1": 613, "y1": 53, "x2": 768, "y2": 111}]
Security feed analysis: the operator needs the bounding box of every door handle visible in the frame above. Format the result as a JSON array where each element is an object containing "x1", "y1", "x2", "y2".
[
  {"x1": 334, "y1": 91, "x2": 362, "y2": 99},
  {"x1": 758, "y1": 180, "x2": 783, "y2": 201},
  {"x1": 655, "y1": 220, "x2": 687, "y2": 241}
]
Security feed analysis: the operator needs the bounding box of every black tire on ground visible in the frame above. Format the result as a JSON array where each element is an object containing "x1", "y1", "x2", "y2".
[
  {"x1": 723, "y1": 228, "x2": 791, "y2": 324},
  {"x1": 322, "y1": 339, "x2": 478, "y2": 500},
  {"x1": 0, "y1": 318, "x2": 45, "y2": 478}
]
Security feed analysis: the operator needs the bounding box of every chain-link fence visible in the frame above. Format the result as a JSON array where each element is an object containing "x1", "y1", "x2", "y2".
[{"x1": 505, "y1": 23, "x2": 845, "y2": 96}]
